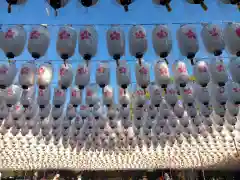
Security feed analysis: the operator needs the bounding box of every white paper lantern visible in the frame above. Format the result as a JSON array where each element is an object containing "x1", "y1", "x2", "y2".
[
  {"x1": 103, "y1": 85, "x2": 114, "y2": 107},
  {"x1": 25, "y1": 103, "x2": 38, "y2": 120},
  {"x1": 4, "y1": 85, "x2": 22, "y2": 107},
  {"x1": 37, "y1": 62, "x2": 53, "y2": 89},
  {"x1": 51, "y1": 105, "x2": 63, "y2": 120},
  {"x1": 85, "y1": 83, "x2": 100, "y2": 107},
  {"x1": 152, "y1": 25, "x2": 172, "y2": 64},
  {"x1": 106, "y1": 26, "x2": 125, "y2": 65},
  {"x1": 70, "y1": 87, "x2": 82, "y2": 107},
  {"x1": 78, "y1": 26, "x2": 98, "y2": 65},
  {"x1": 149, "y1": 82, "x2": 163, "y2": 107},
  {"x1": 96, "y1": 62, "x2": 110, "y2": 90},
  {"x1": 38, "y1": 103, "x2": 51, "y2": 119},
  {"x1": 209, "y1": 82, "x2": 227, "y2": 105},
  {"x1": 37, "y1": 86, "x2": 51, "y2": 108},
  {"x1": 66, "y1": 104, "x2": 77, "y2": 120},
  {"x1": 229, "y1": 57, "x2": 240, "y2": 84},
  {"x1": 177, "y1": 24, "x2": 199, "y2": 65},
  {"x1": 180, "y1": 83, "x2": 195, "y2": 106},
  {"x1": 75, "y1": 63, "x2": 90, "y2": 90},
  {"x1": 133, "y1": 86, "x2": 146, "y2": 108},
  {"x1": 186, "y1": 104, "x2": 197, "y2": 118},
  {"x1": 172, "y1": 60, "x2": 189, "y2": 87},
  {"x1": 135, "y1": 61, "x2": 150, "y2": 90},
  {"x1": 201, "y1": 24, "x2": 225, "y2": 56},
  {"x1": 209, "y1": 57, "x2": 228, "y2": 86},
  {"x1": 154, "y1": 59, "x2": 171, "y2": 90},
  {"x1": 58, "y1": 63, "x2": 73, "y2": 89},
  {"x1": 118, "y1": 87, "x2": 131, "y2": 107},
  {"x1": 0, "y1": 60, "x2": 17, "y2": 89},
  {"x1": 173, "y1": 100, "x2": 185, "y2": 118},
  {"x1": 11, "y1": 103, "x2": 24, "y2": 120},
  {"x1": 227, "y1": 80, "x2": 240, "y2": 105},
  {"x1": 116, "y1": 60, "x2": 131, "y2": 90},
  {"x1": 193, "y1": 60, "x2": 210, "y2": 87},
  {"x1": 224, "y1": 22, "x2": 240, "y2": 56},
  {"x1": 28, "y1": 25, "x2": 50, "y2": 59},
  {"x1": 129, "y1": 25, "x2": 148, "y2": 65},
  {"x1": 2, "y1": 25, "x2": 26, "y2": 59},
  {"x1": 56, "y1": 26, "x2": 77, "y2": 62},
  {"x1": 53, "y1": 87, "x2": 66, "y2": 108},
  {"x1": 199, "y1": 103, "x2": 212, "y2": 118},
  {"x1": 19, "y1": 60, "x2": 36, "y2": 89},
  {"x1": 165, "y1": 83, "x2": 178, "y2": 106},
  {"x1": 226, "y1": 101, "x2": 239, "y2": 117}
]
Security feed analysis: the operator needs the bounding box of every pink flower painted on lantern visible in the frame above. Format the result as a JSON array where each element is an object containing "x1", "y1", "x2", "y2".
[
  {"x1": 78, "y1": 67, "x2": 88, "y2": 74},
  {"x1": 120, "y1": 88, "x2": 124, "y2": 96},
  {"x1": 39, "y1": 89, "x2": 44, "y2": 96},
  {"x1": 38, "y1": 67, "x2": 45, "y2": 75},
  {"x1": 177, "y1": 64, "x2": 187, "y2": 73},
  {"x1": 59, "y1": 30, "x2": 70, "y2": 40},
  {"x1": 30, "y1": 30, "x2": 40, "y2": 39},
  {"x1": 7, "y1": 88, "x2": 13, "y2": 96},
  {"x1": 159, "y1": 67, "x2": 168, "y2": 76},
  {"x1": 104, "y1": 90, "x2": 112, "y2": 97},
  {"x1": 86, "y1": 89, "x2": 93, "y2": 96},
  {"x1": 97, "y1": 67, "x2": 105, "y2": 74},
  {"x1": 72, "y1": 90, "x2": 77, "y2": 97},
  {"x1": 216, "y1": 64, "x2": 225, "y2": 72},
  {"x1": 185, "y1": 30, "x2": 196, "y2": 39},
  {"x1": 59, "y1": 68, "x2": 66, "y2": 76},
  {"x1": 233, "y1": 88, "x2": 240, "y2": 93},
  {"x1": 80, "y1": 30, "x2": 91, "y2": 40},
  {"x1": 235, "y1": 28, "x2": 240, "y2": 37},
  {"x1": 139, "y1": 67, "x2": 148, "y2": 75},
  {"x1": 5, "y1": 29, "x2": 15, "y2": 39},
  {"x1": 0, "y1": 67, "x2": 8, "y2": 74},
  {"x1": 136, "y1": 90, "x2": 144, "y2": 96},
  {"x1": 208, "y1": 27, "x2": 219, "y2": 37},
  {"x1": 167, "y1": 89, "x2": 176, "y2": 94},
  {"x1": 80, "y1": 105, "x2": 88, "y2": 110},
  {"x1": 21, "y1": 67, "x2": 29, "y2": 75},
  {"x1": 157, "y1": 29, "x2": 168, "y2": 39},
  {"x1": 184, "y1": 88, "x2": 192, "y2": 95},
  {"x1": 56, "y1": 90, "x2": 63, "y2": 96},
  {"x1": 135, "y1": 30, "x2": 145, "y2": 39},
  {"x1": 198, "y1": 65, "x2": 207, "y2": 73},
  {"x1": 15, "y1": 105, "x2": 20, "y2": 111},
  {"x1": 119, "y1": 67, "x2": 127, "y2": 74},
  {"x1": 110, "y1": 31, "x2": 120, "y2": 40}
]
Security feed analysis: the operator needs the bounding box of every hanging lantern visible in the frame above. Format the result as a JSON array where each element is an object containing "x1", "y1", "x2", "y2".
[
  {"x1": 227, "y1": 80, "x2": 240, "y2": 105},
  {"x1": 66, "y1": 104, "x2": 77, "y2": 120},
  {"x1": 85, "y1": 83, "x2": 100, "y2": 107},
  {"x1": 4, "y1": 85, "x2": 22, "y2": 108},
  {"x1": 38, "y1": 104, "x2": 51, "y2": 120},
  {"x1": 0, "y1": 103, "x2": 8, "y2": 120},
  {"x1": 118, "y1": 87, "x2": 131, "y2": 107},
  {"x1": 53, "y1": 87, "x2": 66, "y2": 108},
  {"x1": 116, "y1": 60, "x2": 131, "y2": 92},
  {"x1": 194, "y1": 84, "x2": 210, "y2": 105},
  {"x1": 103, "y1": 85, "x2": 114, "y2": 107},
  {"x1": 28, "y1": 25, "x2": 50, "y2": 59},
  {"x1": 75, "y1": 62, "x2": 90, "y2": 90},
  {"x1": 58, "y1": 63, "x2": 73, "y2": 89},
  {"x1": 149, "y1": 82, "x2": 163, "y2": 107},
  {"x1": 165, "y1": 83, "x2": 178, "y2": 107},
  {"x1": 70, "y1": 87, "x2": 82, "y2": 107},
  {"x1": 172, "y1": 60, "x2": 190, "y2": 87},
  {"x1": 209, "y1": 57, "x2": 228, "y2": 87},
  {"x1": 209, "y1": 82, "x2": 227, "y2": 105},
  {"x1": 229, "y1": 57, "x2": 240, "y2": 84},
  {"x1": 56, "y1": 26, "x2": 77, "y2": 65},
  {"x1": 129, "y1": 25, "x2": 148, "y2": 66},
  {"x1": 0, "y1": 60, "x2": 17, "y2": 89},
  {"x1": 201, "y1": 23, "x2": 225, "y2": 56},
  {"x1": 180, "y1": 83, "x2": 195, "y2": 106},
  {"x1": 51, "y1": 105, "x2": 63, "y2": 120},
  {"x1": 177, "y1": 24, "x2": 199, "y2": 65},
  {"x1": 2, "y1": 25, "x2": 26, "y2": 59},
  {"x1": 135, "y1": 61, "x2": 150, "y2": 92},
  {"x1": 37, "y1": 61, "x2": 54, "y2": 89},
  {"x1": 20, "y1": 86, "x2": 35, "y2": 108},
  {"x1": 11, "y1": 103, "x2": 24, "y2": 121},
  {"x1": 19, "y1": 60, "x2": 36, "y2": 89},
  {"x1": 25, "y1": 103, "x2": 39, "y2": 120},
  {"x1": 152, "y1": 25, "x2": 172, "y2": 64},
  {"x1": 193, "y1": 60, "x2": 210, "y2": 87},
  {"x1": 106, "y1": 26, "x2": 125, "y2": 66},
  {"x1": 78, "y1": 26, "x2": 98, "y2": 66},
  {"x1": 96, "y1": 62, "x2": 110, "y2": 93},
  {"x1": 37, "y1": 86, "x2": 51, "y2": 109},
  {"x1": 47, "y1": 0, "x2": 70, "y2": 16}
]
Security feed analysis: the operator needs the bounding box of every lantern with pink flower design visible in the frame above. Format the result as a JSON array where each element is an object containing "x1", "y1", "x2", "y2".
[
  {"x1": 37, "y1": 61, "x2": 53, "y2": 89},
  {"x1": 56, "y1": 26, "x2": 77, "y2": 65},
  {"x1": 172, "y1": 60, "x2": 189, "y2": 88},
  {"x1": 53, "y1": 87, "x2": 66, "y2": 108},
  {"x1": 177, "y1": 24, "x2": 199, "y2": 65},
  {"x1": 28, "y1": 25, "x2": 50, "y2": 59},
  {"x1": 129, "y1": 25, "x2": 148, "y2": 66},
  {"x1": 58, "y1": 63, "x2": 73, "y2": 89},
  {"x1": 152, "y1": 25, "x2": 172, "y2": 64},
  {"x1": 209, "y1": 57, "x2": 228, "y2": 87},
  {"x1": 135, "y1": 61, "x2": 150, "y2": 92},
  {"x1": 0, "y1": 60, "x2": 17, "y2": 89},
  {"x1": 19, "y1": 60, "x2": 36, "y2": 89},
  {"x1": 37, "y1": 86, "x2": 51, "y2": 109},
  {"x1": 186, "y1": 0, "x2": 208, "y2": 11},
  {"x1": 6, "y1": 0, "x2": 27, "y2": 13},
  {"x1": 47, "y1": 0, "x2": 70, "y2": 16},
  {"x1": 193, "y1": 60, "x2": 210, "y2": 87},
  {"x1": 226, "y1": 80, "x2": 240, "y2": 105},
  {"x1": 116, "y1": 60, "x2": 131, "y2": 92},
  {"x1": 201, "y1": 24, "x2": 225, "y2": 56},
  {"x1": 2, "y1": 25, "x2": 26, "y2": 59},
  {"x1": 224, "y1": 22, "x2": 240, "y2": 56},
  {"x1": 106, "y1": 26, "x2": 125, "y2": 66},
  {"x1": 78, "y1": 26, "x2": 98, "y2": 66},
  {"x1": 75, "y1": 62, "x2": 90, "y2": 90},
  {"x1": 229, "y1": 56, "x2": 240, "y2": 84},
  {"x1": 70, "y1": 86, "x2": 82, "y2": 107},
  {"x1": 152, "y1": 0, "x2": 172, "y2": 12}
]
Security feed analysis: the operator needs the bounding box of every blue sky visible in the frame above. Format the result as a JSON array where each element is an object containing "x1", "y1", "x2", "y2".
[{"x1": 0, "y1": 0, "x2": 239, "y2": 101}]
